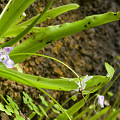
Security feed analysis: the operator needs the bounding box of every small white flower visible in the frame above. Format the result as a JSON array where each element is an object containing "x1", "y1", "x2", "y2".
[
  {"x1": 75, "y1": 75, "x2": 93, "y2": 91},
  {"x1": 97, "y1": 95, "x2": 104, "y2": 108}
]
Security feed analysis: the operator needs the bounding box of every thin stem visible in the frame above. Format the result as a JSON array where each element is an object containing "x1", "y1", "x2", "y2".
[
  {"x1": 111, "y1": 93, "x2": 120, "y2": 111},
  {"x1": 37, "y1": 88, "x2": 72, "y2": 120},
  {"x1": 7, "y1": 73, "x2": 72, "y2": 120},
  {"x1": 0, "y1": 94, "x2": 9, "y2": 104},
  {"x1": 78, "y1": 76, "x2": 87, "y2": 104},
  {"x1": 9, "y1": 53, "x2": 79, "y2": 120},
  {"x1": 10, "y1": 53, "x2": 79, "y2": 78}
]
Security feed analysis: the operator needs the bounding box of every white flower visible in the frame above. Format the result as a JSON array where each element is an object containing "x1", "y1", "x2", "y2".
[
  {"x1": 75, "y1": 75, "x2": 93, "y2": 91},
  {"x1": 0, "y1": 47, "x2": 14, "y2": 69},
  {"x1": 97, "y1": 95, "x2": 104, "y2": 108}
]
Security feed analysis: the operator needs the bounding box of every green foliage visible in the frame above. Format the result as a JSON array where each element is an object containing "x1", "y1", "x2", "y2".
[
  {"x1": 0, "y1": 92, "x2": 64, "y2": 120},
  {"x1": 3, "y1": 4, "x2": 79, "y2": 38},
  {"x1": 9, "y1": 12, "x2": 120, "y2": 64},
  {"x1": 0, "y1": 0, "x2": 35, "y2": 39},
  {"x1": 56, "y1": 95, "x2": 89, "y2": 120},
  {"x1": 0, "y1": 94, "x2": 24, "y2": 120},
  {"x1": 39, "y1": 95, "x2": 49, "y2": 107},
  {"x1": 0, "y1": 53, "x2": 115, "y2": 93},
  {"x1": 0, "y1": 0, "x2": 54, "y2": 48},
  {"x1": 107, "y1": 109, "x2": 120, "y2": 120},
  {"x1": 105, "y1": 62, "x2": 115, "y2": 80},
  {"x1": 89, "y1": 107, "x2": 110, "y2": 120},
  {"x1": 0, "y1": 0, "x2": 119, "y2": 119},
  {"x1": 23, "y1": 92, "x2": 45, "y2": 116}
]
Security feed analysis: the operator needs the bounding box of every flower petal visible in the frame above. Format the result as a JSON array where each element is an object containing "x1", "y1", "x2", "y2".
[
  {"x1": 97, "y1": 95, "x2": 104, "y2": 108},
  {"x1": 2, "y1": 55, "x2": 14, "y2": 68},
  {"x1": 2, "y1": 55, "x2": 9, "y2": 63},
  {"x1": 4, "y1": 58, "x2": 14, "y2": 69},
  {"x1": 3, "y1": 47, "x2": 13, "y2": 54}
]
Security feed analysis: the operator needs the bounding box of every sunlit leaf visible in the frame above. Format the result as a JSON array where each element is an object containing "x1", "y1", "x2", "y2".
[{"x1": 105, "y1": 62, "x2": 115, "y2": 79}]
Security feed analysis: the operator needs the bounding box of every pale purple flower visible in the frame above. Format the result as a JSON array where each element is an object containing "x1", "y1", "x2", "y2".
[
  {"x1": 97, "y1": 95, "x2": 104, "y2": 108},
  {"x1": 75, "y1": 75, "x2": 93, "y2": 91},
  {"x1": 0, "y1": 47, "x2": 14, "y2": 69}
]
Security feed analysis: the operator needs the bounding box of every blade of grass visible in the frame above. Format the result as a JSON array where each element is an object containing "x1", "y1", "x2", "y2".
[
  {"x1": 89, "y1": 107, "x2": 110, "y2": 120},
  {"x1": 18, "y1": 4, "x2": 79, "y2": 27},
  {"x1": 0, "y1": 0, "x2": 35, "y2": 39},
  {"x1": 3, "y1": 4, "x2": 79, "y2": 38},
  {"x1": 0, "y1": 0, "x2": 55, "y2": 48}
]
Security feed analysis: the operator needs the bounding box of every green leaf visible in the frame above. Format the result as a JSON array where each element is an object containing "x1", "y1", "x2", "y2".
[
  {"x1": 9, "y1": 11, "x2": 120, "y2": 64},
  {"x1": 23, "y1": 92, "x2": 42, "y2": 116},
  {"x1": 11, "y1": 12, "x2": 26, "y2": 27},
  {"x1": 0, "y1": 60, "x2": 113, "y2": 93},
  {"x1": 0, "y1": 103, "x2": 5, "y2": 111},
  {"x1": 0, "y1": 95, "x2": 20, "y2": 116},
  {"x1": 51, "y1": 108, "x2": 60, "y2": 114},
  {"x1": 18, "y1": 4, "x2": 79, "y2": 27},
  {"x1": 89, "y1": 107, "x2": 110, "y2": 120},
  {"x1": 6, "y1": 96, "x2": 19, "y2": 115},
  {"x1": 105, "y1": 62, "x2": 115, "y2": 79},
  {"x1": 117, "y1": 56, "x2": 120, "y2": 60},
  {"x1": 0, "y1": 66, "x2": 78, "y2": 91},
  {"x1": 3, "y1": 4, "x2": 79, "y2": 38},
  {"x1": 107, "y1": 108, "x2": 120, "y2": 120},
  {"x1": 1, "y1": 0, "x2": 54, "y2": 48},
  {"x1": 38, "y1": 105, "x2": 48, "y2": 117},
  {"x1": 14, "y1": 114, "x2": 25, "y2": 120},
  {"x1": 0, "y1": 103, "x2": 12, "y2": 116},
  {"x1": 5, "y1": 105, "x2": 14, "y2": 113},
  {"x1": 71, "y1": 96, "x2": 77, "y2": 101},
  {"x1": 54, "y1": 104, "x2": 61, "y2": 110},
  {"x1": 73, "y1": 107, "x2": 89, "y2": 120},
  {"x1": 0, "y1": 0, "x2": 35, "y2": 39},
  {"x1": 56, "y1": 96, "x2": 89, "y2": 120},
  {"x1": 32, "y1": 104, "x2": 42, "y2": 116},
  {"x1": 39, "y1": 95, "x2": 49, "y2": 106},
  {"x1": 7, "y1": 96, "x2": 19, "y2": 110},
  {"x1": 14, "y1": 64, "x2": 23, "y2": 73}
]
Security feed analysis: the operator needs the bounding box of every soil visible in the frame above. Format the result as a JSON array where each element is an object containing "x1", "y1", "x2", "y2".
[{"x1": 0, "y1": 0, "x2": 120, "y2": 119}]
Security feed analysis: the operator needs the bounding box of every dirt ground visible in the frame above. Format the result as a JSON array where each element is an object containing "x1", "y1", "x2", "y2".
[{"x1": 0, "y1": 0, "x2": 120, "y2": 119}]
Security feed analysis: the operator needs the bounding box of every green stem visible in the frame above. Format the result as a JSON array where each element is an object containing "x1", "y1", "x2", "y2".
[
  {"x1": 0, "y1": 94, "x2": 9, "y2": 104},
  {"x1": 37, "y1": 88, "x2": 72, "y2": 120},
  {"x1": 10, "y1": 53, "x2": 79, "y2": 78}
]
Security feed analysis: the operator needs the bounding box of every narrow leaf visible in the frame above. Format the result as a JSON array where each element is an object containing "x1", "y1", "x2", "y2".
[
  {"x1": 89, "y1": 107, "x2": 110, "y2": 120},
  {"x1": 9, "y1": 11, "x2": 120, "y2": 64},
  {"x1": 38, "y1": 105, "x2": 48, "y2": 117},
  {"x1": 105, "y1": 62, "x2": 115, "y2": 79},
  {"x1": 56, "y1": 96, "x2": 89, "y2": 120},
  {"x1": 39, "y1": 95, "x2": 49, "y2": 106},
  {"x1": 0, "y1": 0, "x2": 35, "y2": 39},
  {"x1": 1, "y1": 0, "x2": 54, "y2": 48}
]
